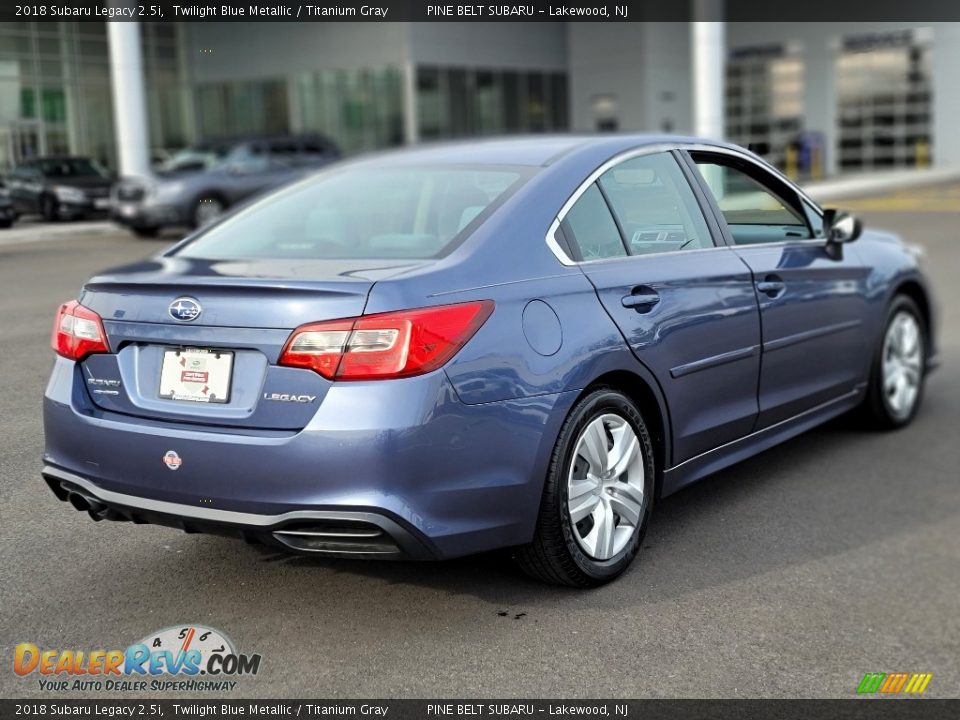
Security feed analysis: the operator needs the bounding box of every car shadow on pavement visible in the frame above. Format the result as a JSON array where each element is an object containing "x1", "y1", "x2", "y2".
[
  {"x1": 176, "y1": 385, "x2": 957, "y2": 611},
  {"x1": 22, "y1": 386, "x2": 951, "y2": 636}
]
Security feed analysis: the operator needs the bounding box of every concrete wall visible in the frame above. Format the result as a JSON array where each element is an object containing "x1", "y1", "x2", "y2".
[
  {"x1": 408, "y1": 22, "x2": 567, "y2": 70},
  {"x1": 184, "y1": 22, "x2": 567, "y2": 81},
  {"x1": 567, "y1": 23, "x2": 691, "y2": 134},
  {"x1": 184, "y1": 22, "x2": 409, "y2": 82},
  {"x1": 569, "y1": 20, "x2": 960, "y2": 171},
  {"x1": 639, "y1": 23, "x2": 693, "y2": 134},
  {"x1": 930, "y1": 23, "x2": 960, "y2": 167}
]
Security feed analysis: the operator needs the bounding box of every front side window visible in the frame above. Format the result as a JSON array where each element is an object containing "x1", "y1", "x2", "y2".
[
  {"x1": 162, "y1": 144, "x2": 231, "y2": 172},
  {"x1": 693, "y1": 156, "x2": 812, "y2": 245},
  {"x1": 226, "y1": 144, "x2": 270, "y2": 173},
  {"x1": 179, "y1": 165, "x2": 528, "y2": 260},
  {"x1": 803, "y1": 200, "x2": 826, "y2": 238},
  {"x1": 598, "y1": 152, "x2": 713, "y2": 255}
]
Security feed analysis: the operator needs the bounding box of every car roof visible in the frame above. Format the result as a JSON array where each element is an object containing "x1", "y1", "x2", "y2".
[{"x1": 354, "y1": 134, "x2": 751, "y2": 168}]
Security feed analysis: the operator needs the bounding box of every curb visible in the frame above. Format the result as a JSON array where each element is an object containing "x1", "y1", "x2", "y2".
[{"x1": 803, "y1": 167, "x2": 960, "y2": 202}]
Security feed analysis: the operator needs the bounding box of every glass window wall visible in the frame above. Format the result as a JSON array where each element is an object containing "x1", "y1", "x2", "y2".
[
  {"x1": 726, "y1": 45, "x2": 805, "y2": 172},
  {"x1": 836, "y1": 29, "x2": 933, "y2": 171},
  {"x1": 416, "y1": 66, "x2": 568, "y2": 141},
  {"x1": 0, "y1": 21, "x2": 188, "y2": 172}
]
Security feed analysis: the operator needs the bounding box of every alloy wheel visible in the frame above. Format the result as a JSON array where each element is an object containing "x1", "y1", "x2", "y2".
[
  {"x1": 566, "y1": 413, "x2": 645, "y2": 560},
  {"x1": 882, "y1": 310, "x2": 923, "y2": 419}
]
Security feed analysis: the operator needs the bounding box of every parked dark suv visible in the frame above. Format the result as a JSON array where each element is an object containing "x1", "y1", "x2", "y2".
[
  {"x1": 6, "y1": 157, "x2": 114, "y2": 221},
  {"x1": 111, "y1": 134, "x2": 340, "y2": 237}
]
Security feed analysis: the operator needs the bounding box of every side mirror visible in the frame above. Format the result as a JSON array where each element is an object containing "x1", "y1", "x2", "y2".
[{"x1": 823, "y1": 208, "x2": 862, "y2": 259}]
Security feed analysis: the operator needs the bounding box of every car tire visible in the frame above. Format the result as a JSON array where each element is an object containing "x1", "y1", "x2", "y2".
[
  {"x1": 192, "y1": 195, "x2": 226, "y2": 228},
  {"x1": 41, "y1": 195, "x2": 59, "y2": 222},
  {"x1": 131, "y1": 226, "x2": 159, "y2": 239},
  {"x1": 863, "y1": 294, "x2": 927, "y2": 429},
  {"x1": 0, "y1": 218, "x2": 12, "y2": 229},
  {"x1": 515, "y1": 387, "x2": 655, "y2": 587}
]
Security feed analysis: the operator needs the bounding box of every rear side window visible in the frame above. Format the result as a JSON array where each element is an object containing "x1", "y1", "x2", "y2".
[
  {"x1": 227, "y1": 143, "x2": 270, "y2": 173},
  {"x1": 598, "y1": 153, "x2": 712, "y2": 255},
  {"x1": 268, "y1": 140, "x2": 299, "y2": 165},
  {"x1": 36, "y1": 158, "x2": 108, "y2": 179},
  {"x1": 179, "y1": 165, "x2": 529, "y2": 260},
  {"x1": 301, "y1": 139, "x2": 337, "y2": 156},
  {"x1": 269, "y1": 140, "x2": 298, "y2": 156},
  {"x1": 563, "y1": 184, "x2": 627, "y2": 260}
]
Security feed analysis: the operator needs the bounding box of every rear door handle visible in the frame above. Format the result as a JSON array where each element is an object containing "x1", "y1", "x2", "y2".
[
  {"x1": 621, "y1": 287, "x2": 660, "y2": 311},
  {"x1": 756, "y1": 275, "x2": 786, "y2": 297}
]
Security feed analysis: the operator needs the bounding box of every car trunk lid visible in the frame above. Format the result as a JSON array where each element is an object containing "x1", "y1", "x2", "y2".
[{"x1": 77, "y1": 256, "x2": 428, "y2": 430}]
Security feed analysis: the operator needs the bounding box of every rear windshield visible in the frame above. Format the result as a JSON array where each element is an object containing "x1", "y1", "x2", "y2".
[{"x1": 178, "y1": 164, "x2": 530, "y2": 260}]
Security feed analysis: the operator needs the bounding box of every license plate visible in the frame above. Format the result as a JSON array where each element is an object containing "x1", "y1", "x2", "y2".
[
  {"x1": 159, "y1": 348, "x2": 233, "y2": 404},
  {"x1": 119, "y1": 204, "x2": 138, "y2": 217},
  {"x1": 94, "y1": 198, "x2": 111, "y2": 209}
]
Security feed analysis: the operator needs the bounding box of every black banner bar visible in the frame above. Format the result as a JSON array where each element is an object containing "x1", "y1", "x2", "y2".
[
  {"x1": 4, "y1": 0, "x2": 960, "y2": 23},
  {"x1": 0, "y1": 700, "x2": 957, "y2": 719}
]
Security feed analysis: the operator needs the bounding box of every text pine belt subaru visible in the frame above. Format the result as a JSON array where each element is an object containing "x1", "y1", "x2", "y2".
[{"x1": 42, "y1": 136, "x2": 938, "y2": 587}]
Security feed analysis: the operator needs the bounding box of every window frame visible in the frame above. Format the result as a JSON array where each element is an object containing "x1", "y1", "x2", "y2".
[
  {"x1": 678, "y1": 149, "x2": 827, "y2": 250},
  {"x1": 545, "y1": 143, "x2": 826, "y2": 265},
  {"x1": 596, "y1": 152, "x2": 718, "y2": 258},
  {"x1": 559, "y1": 182, "x2": 630, "y2": 262},
  {"x1": 546, "y1": 148, "x2": 723, "y2": 266}
]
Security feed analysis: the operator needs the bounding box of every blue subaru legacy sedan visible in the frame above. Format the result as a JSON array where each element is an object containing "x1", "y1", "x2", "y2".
[{"x1": 43, "y1": 136, "x2": 938, "y2": 587}]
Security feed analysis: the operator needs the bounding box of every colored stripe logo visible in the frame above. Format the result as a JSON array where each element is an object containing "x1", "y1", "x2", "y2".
[{"x1": 857, "y1": 672, "x2": 933, "y2": 694}]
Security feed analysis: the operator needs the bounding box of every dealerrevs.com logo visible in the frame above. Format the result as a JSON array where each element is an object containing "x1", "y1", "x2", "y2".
[
  {"x1": 857, "y1": 672, "x2": 933, "y2": 695},
  {"x1": 13, "y1": 625, "x2": 261, "y2": 693}
]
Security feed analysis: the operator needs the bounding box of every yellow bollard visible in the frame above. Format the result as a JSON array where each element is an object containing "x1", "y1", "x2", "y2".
[
  {"x1": 916, "y1": 139, "x2": 930, "y2": 168},
  {"x1": 784, "y1": 145, "x2": 798, "y2": 179},
  {"x1": 811, "y1": 147, "x2": 823, "y2": 180}
]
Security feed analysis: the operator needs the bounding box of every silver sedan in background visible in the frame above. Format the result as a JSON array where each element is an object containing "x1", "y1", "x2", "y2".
[{"x1": 111, "y1": 133, "x2": 340, "y2": 237}]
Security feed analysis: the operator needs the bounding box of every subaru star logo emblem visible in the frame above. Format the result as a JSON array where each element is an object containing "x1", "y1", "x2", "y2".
[
  {"x1": 169, "y1": 297, "x2": 201, "y2": 322},
  {"x1": 163, "y1": 450, "x2": 182, "y2": 470}
]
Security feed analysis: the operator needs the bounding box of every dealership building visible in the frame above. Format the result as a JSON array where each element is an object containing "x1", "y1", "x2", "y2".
[{"x1": 0, "y1": 16, "x2": 957, "y2": 177}]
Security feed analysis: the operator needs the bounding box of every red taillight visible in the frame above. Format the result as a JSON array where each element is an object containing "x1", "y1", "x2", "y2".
[
  {"x1": 51, "y1": 300, "x2": 109, "y2": 361},
  {"x1": 279, "y1": 300, "x2": 494, "y2": 380}
]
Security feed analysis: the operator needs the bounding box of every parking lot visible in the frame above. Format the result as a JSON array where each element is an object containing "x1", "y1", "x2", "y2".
[{"x1": 1, "y1": 193, "x2": 958, "y2": 699}]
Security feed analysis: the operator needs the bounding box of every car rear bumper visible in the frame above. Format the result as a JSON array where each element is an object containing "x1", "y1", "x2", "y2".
[
  {"x1": 43, "y1": 465, "x2": 436, "y2": 559},
  {"x1": 111, "y1": 201, "x2": 187, "y2": 229},
  {"x1": 43, "y1": 357, "x2": 576, "y2": 559},
  {"x1": 56, "y1": 199, "x2": 110, "y2": 219}
]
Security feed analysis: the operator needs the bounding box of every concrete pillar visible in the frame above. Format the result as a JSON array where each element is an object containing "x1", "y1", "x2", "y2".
[
  {"x1": 107, "y1": 21, "x2": 151, "y2": 176},
  {"x1": 931, "y1": 23, "x2": 960, "y2": 168},
  {"x1": 402, "y1": 61, "x2": 419, "y2": 145},
  {"x1": 802, "y1": 34, "x2": 838, "y2": 177},
  {"x1": 691, "y1": 0, "x2": 725, "y2": 139},
  {"x1": 175, "y1": 23, "x2": 199, "y2": 146}
]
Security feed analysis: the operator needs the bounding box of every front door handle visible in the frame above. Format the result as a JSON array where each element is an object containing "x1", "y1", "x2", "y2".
[
  {"x1": 756, "y1": 275, "x2": 786, "y2": 297},
  {"x1": 621, "y1": 287, "x2": 660, "y2": 312}
]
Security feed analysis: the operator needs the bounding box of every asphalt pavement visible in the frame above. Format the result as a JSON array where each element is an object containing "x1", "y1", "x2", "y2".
[{"x1": 0, "y1": 203, "x2": 957, "y2": 699}]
